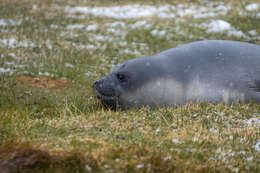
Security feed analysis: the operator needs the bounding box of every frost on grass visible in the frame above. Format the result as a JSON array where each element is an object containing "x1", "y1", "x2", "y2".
[
  {"x1": 245, "y1": 3, "x2": 259, "y2": 11},
  {"x1": 209, "y1": 127, "x2": 218, "y2": 134},
  {"x1": 0, "y1": 38, "x2": 36, "y2": 48},
  {"x1": 0, "y1": 18, "x2": 22, "y2": 26},
  {"x1": 65, "y1": 5, "x2": 176, "y2": 19},
  {"x1": 151, "y1": 30, "x2": 167, "y2": 37},
  {"x1": 253, "y1": 140, "x2": 260, "y2": 152},
  {"x1": 65, "y1": 2, "x2": 232, "y2": 19},
  {"x1": 243, "y1": 117, "x2": 260, "y2": 128},
  {"x1": 171, "y1": 138, "x2": 184, "y2": 144},
  {"x1": 66, "y1": 24, "x2": 84, "y2": 30},
  {"x1": 0, "y1": 67, "x2": 13, "y2": 74},
  {"x1": 199, "y1": 20, "x2": 249, "y2": 39},
  {"x1": 248, "y1": 30, "x2": 258, "y2": 36}
]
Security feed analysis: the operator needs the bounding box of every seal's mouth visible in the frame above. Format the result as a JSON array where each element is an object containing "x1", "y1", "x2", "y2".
[
  {"x1": 93, "y1": 88, "x2": 119, "y2": 110},
  {"x1": 94, "y1": 88, "x2": 116, "y2": 101},
  {"x1": 92, "y1": 79, "x2": 119, "y2": 109}
]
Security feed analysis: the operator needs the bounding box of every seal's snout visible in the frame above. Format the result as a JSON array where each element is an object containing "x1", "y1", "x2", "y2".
[
  {"x1": 92, "y1": 79, "x2": 104, "y2": 91},
  {"x1": 93, "y1": 79, "x2": 115, "y2": 97},
  {"x1": 92, "y1": 80, "x2": 99, "y2": 89}
]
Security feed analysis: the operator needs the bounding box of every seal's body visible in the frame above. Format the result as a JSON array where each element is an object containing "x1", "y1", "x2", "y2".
[{"x1": 93, "y1": 40, "x2": 260, "y2": 109}]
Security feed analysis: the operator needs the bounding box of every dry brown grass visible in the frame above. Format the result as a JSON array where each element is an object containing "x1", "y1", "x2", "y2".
[{"x1": 16, "y1": 75, "x2": 72, "y2": 90}]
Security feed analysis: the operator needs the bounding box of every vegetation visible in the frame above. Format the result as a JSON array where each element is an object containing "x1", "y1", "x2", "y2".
[{"x1": 0, "y1": 0, "x2": 259, "y2": 172}]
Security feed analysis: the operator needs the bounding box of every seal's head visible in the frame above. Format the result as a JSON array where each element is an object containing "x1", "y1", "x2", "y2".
[{"x1": 93, "y1": 57, "x2": 159, "y2": 110}]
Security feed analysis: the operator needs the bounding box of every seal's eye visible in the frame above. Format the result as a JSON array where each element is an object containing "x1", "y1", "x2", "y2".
[{"x1": 116, "y1": 73, "x2": 128, "y2": 83}]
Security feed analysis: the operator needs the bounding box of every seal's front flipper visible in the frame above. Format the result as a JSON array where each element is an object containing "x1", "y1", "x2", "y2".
[
  {"x1": 247, "y1": 79, "x2": 260, "y2": 103},
  {"x1": 248, "y1": 79, "x2": 260, "y2": 93}
]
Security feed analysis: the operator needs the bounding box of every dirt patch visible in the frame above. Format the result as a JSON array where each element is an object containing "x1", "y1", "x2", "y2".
[
  {"x1": 16, "y1": 75, "x2": 72, "y2": 90},
  {"x1": 0, "y1": 143, "x2": 100, "y2": 173}
]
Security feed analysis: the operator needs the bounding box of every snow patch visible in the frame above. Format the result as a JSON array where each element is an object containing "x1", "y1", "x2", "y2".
[
  {"x1": 65, "y1": 5, "x2": 176, "y2": 19},
  {"x1": 86, "y1": 24, "x2": 98, "y2": 31},
  {"x1": 171, "y1": 138, "x2": 183, "y2": 144},
  {"x1": 204, "y1": 20, "x2": 231, "y2": 32},
  {"x1": 66, "y1": 24, "x2": 84, "y2": 30},
  {"x1": 136, "y1": 164, "x2": 144, "y2": 169},
  {"x1": 121, "y1": 48, "x2": 141, "y2": 55},
  {"x1": 151, "y1": 30, "x2": 166, "y2": 37},
  {"x1": 209, "y1": 127, "x2": 218, "y2": 133},
  {"x1": 243, "y1": 118, "x2": 260, "y2": 127},
  {"x1": 32, "y1": 4, "x2": 38, "y2": 9},
  {"x1": 0, "y1": 38, "x2": 36, "y2": 48},
  {"x1": 176, "y1": 4, "x2": 232, "y2": 19},
  {"x1": 0, "y1": 19, "x2": 22, "y2": 26},
  {"x1": 245, "y1": 3, "x2": 259, "y2": 11},
  {"x1": 248, "y1": 30, "x2": 258, "y2": 36},
  {"x1": 63, "y1": 3, "x2": 234, "y2": 20},
  {"x1": 8, "y1": 53, "x2": 18, "y2": 59},
  {"x1": 38, "y1": 71, "x2": 54, "y2": 77},
  {"x1": 106, "y1": 21, "x2": 126, "y2": 28},
  {"x1": 253, "y1": 140, "x2": 260, "y2": 152},
  {"x1": 65, "y1": 63, "x2": 74, "y2": 68},
  {"x1": 200, "y1": 20, "x2": 248, "y2": 38},
  {"x1": 130, "y1": 20, "x2": 153, "y2": 29},
  {"x1": 0, "y1": 67, "x2": 12, "y2": 73},
  {"x1": 50, "y1": 24, "x2": 60, "y2": 29}
]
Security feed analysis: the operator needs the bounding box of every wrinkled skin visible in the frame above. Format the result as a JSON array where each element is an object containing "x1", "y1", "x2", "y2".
[{"x1": 93, "y1": 40, "x2": 260, "y2": 110}]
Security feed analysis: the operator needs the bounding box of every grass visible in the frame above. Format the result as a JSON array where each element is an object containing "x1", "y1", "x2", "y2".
[{"x1": 0, "y1": 0, "x2": 259, "y2": 172}]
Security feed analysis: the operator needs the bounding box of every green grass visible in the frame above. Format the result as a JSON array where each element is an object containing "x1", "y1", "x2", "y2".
[{"x1": 0, "y1": 0, "x2": 259, "y2": 172}]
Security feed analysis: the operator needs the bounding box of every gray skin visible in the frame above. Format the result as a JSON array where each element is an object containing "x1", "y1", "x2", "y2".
[{"x1": 93, "y1": 40, "x2": 260, "y2": 110}]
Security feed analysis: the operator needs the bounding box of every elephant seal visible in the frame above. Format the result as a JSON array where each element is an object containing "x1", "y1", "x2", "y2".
[{"x1": 93, "y1": 40, "x2": 260, "y2": 109}]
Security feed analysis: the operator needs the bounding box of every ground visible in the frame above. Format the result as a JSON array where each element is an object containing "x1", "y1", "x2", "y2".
[{"x1": 0, "y1": 0, "x2": 259, "y2": 172}]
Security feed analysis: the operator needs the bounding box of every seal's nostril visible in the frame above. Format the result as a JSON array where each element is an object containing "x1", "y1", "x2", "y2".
[{"x1": 93, "y1": 80, "x2": 99, "y2": 88}]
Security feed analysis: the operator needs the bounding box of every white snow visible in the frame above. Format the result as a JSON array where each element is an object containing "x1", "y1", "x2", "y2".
[
  {"x1": 248, "y1": 30, "x2": 258, "y2": 36},
  {"x1": 66, "y1": 24, "x2": 84, "y2": 30},
  {"x1": 136, "y1": 164, "x2": 144, "y2": 169},
  {"x1": 243, "y1": 118, "x2": 260, "y2": 127},
  {"x1": 65, "y1": 63, "x2": 74, "y2": 68},
  {"x1": 90, "y1": 35, "x2": 115, "y2": 42},
  {"x1": 155, "y1": 127, "x2": 161, "y2": 133},
  {"x1": 0, "y1": 19, "x2": 22, "y2": 26},
  {"x1": 209, "y1": 127, "x2": 218, "y2": 133},
  {"x1": 0, "y1": 67, "x2": 12, "y2": 73},
  {"x1": 200, "y1": 20, "x2": 249, "y2": 39},
  {"x1": 121, "y1": 48, "x2": 141, "y2": 55},
  {"x1": 65, "y1": 3, "x2": 231, "y2": 19},
  {"x1": 227, "y1": 30, "x2": 248, "y2": 38},
  {"x1": 176, "y1": 4, "x2": 232, "y2": 19},
  {"x1": 106, "y1": 21, "x2": 126, "y2": 28},
  {"x1": 130, "y1": 20, "x2": 152, "y2": 29},
  {"x1": 32, "y1": 4, "x2": 38, "y2": 9},
  {"x1": 171, "y1": 138, "x2": 184, "y2": 144},
  {"x1": 151, "y1": 29, "x2": 166, "y2": 37},
  {"x1": 8, "y1": 53, "x2": 17, "y2": 59},
  {"x1": 192, "y1": 137, "x2": 199, "y2": 142},
  {"x1": 86, "y1": 24, "x2": 98, "y2": 31},
  {"x1": 0, "y1": 19, "x2": 7, "y2": 26},
  {"x1": 0, "y1": 38, "x2": 36, "y2": 48},
  {"x1": 85, "y1": 165, "x2": 92, "y2": 171},
  {"x1": 253, "y1": 140, "x2": 260, "y2": 152},
  {"x1": 5, "y1": 61, "x2": 16, "y2": 65},
  {"x1": 245, "y1": 3, "x2": 259, "y2": 11},
  {"x1": 232, "y1": 168, "x2": 239, "y2": 173},
  {"x1": 38, "y1": 71, "x2": 54, "y2": 77},
  {"x1": 65, "y1": 5, "x2": 176, "y2": 19},
  {"x1": 205, "y1": 20, "x2": 231, "y2": 33},
  {"x1": 246, "y1": 156, "x2": 253, "y2": 161},
  {"x1": 50, "y1": 24, "x2": 60, "y2": 29}
]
